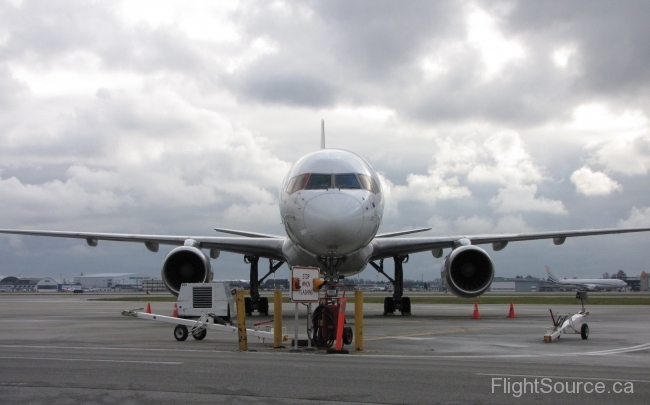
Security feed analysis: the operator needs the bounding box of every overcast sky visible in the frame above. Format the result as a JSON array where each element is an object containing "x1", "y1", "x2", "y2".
[{"x1": 1, "y1": 0, "x2": 650, "y2": 283}]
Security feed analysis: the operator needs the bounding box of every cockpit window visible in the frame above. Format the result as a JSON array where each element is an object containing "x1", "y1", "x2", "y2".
[
  {"x1": 305, "y1": 174, "x2": 332, "y2": 190},
  {"x1": 358, "y1": 174, "x2": 380, "y2": 193},
  {"x1": 287, "y1": 173, "x2": 310, "y2": 193},
  {"x1": 335, "y1": 174, "x2": 361, "y2": 189},
  {"x1": 286, "y1": 173, "x2": 380, "y2": 194}
]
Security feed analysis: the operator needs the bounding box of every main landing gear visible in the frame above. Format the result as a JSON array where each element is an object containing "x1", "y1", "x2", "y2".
[
  {"x1": 244, "y1": 255, "x2": 284, "y2": 316},
  {"x1": 369, "y1": 256, "x2": 411, "y2": 316}
]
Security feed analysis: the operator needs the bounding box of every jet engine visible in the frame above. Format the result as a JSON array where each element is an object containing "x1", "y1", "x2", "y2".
[
  {"x1": 161, "y1": 246, "x2": 213, "y2": 296},
  {"x1": 441, "y1": 245, "x2": 494, "y2": 298}
]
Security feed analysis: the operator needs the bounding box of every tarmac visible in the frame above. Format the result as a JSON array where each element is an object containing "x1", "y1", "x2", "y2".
[{"x1": 0, "y1": 292, "x2": 649, "y2": 404}]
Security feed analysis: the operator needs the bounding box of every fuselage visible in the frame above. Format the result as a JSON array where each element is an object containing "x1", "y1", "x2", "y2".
[{"x1": 278, "y1": 149, "x2": 384, "y2": 275}]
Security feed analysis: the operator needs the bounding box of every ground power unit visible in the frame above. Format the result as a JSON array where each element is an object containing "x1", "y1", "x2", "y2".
[{"x1": 176, "y1": 282, "x2": 234, "y2": 319}]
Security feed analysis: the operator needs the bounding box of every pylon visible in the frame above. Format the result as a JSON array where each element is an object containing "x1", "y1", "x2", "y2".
[
  {"x1": 172, "y1": 303, "x2": 179, "y2": 318},
  {"x1": 507, "y1": 302, "x2": 517, "y2": 318},
  {"x1": 471, "y1": 303, "x2": 481, "y2": 319},
  {"x1": 146, "y1": 303, "x2": 152, "y2": 314}
]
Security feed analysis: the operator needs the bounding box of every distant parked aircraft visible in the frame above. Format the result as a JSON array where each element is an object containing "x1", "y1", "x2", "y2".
[{"x1": 545, "y1": 266, "x2": 627, "y2": 291}]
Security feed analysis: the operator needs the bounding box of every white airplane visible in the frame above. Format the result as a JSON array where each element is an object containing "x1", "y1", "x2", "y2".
[
  {"x1": 545, "y1": 266, "x2": 628, "y2": 291},
  {"x1": 1, "y1": 122, "x2": 650, "y2": 315}
]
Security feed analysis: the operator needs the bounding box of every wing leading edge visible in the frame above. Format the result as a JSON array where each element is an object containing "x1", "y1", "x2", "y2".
[
  {"x1": 0, "y1": 229, "x2": 286, "y2": 261},
  {"x1": 370, "y1": 226, "x2": 650, "y2": 260}
]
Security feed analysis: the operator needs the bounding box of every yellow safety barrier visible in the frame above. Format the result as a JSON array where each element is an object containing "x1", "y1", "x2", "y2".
[{"x1": 235, "y1": 289, "x2": 248, "y2": 351}]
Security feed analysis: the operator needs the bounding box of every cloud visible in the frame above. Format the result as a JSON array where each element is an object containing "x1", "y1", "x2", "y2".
[
  {"x1": 466, "y1": 4, "x2": 526, "y2": 79},
  {"x1": 619, "y1": 206, "x2": 650, "y2": 227},
  {"x1": 466, "y1": 131, "x2": 545, "y2": 185},
  {"x1": 0, "y1": 87, "x2": 290, "y2": 233},
  {"x1": 1, "y1": 1, "x2": 650, "y2": 280},
  {"x1": 426, "y1": 214, "x2": 534, "y2": 236},
  {"x1": 570, "y1": 166, "x2": 622, "y2": 195},
  {"x1": 585, "y1": 134, "x2": 650, "y2": 176},
  {"x1": 490, "y1": 184, "x2": 567, "y2": 215},
  {"x1": 388, "y1": 131, "x2": 562, "y2": 217}
]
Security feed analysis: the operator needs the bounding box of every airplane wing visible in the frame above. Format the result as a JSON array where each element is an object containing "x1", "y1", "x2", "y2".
[
  {"x1": 375, "y1": 228, "x2": 432, "y2": 238},
  {"x1": 0, "y1": 229, "x2": 286, "y2": 261},
  {"x1": 370, "y1": 226, "x2": 650, "y2": 260},
  {"x1": 213, "y1": 227, "x2": 284, "y2": 238}
]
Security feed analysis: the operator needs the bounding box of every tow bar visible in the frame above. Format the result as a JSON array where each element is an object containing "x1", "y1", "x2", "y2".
[{"x1": 543, "y1": 291, "x2": 590, "y2": 342}]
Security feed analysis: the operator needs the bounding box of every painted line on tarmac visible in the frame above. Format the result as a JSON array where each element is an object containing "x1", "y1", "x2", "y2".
[
  {"x1": 364, "y1": 327, "x2": 492, "y2": 341},
  {"x1": 582, "y1": 342, "x2": 650, "y2": 355},
  {"x1": 334, "y1": 341, "x2": 650, "y2": 360},
  {"x1": 0, "y1": 356, "x2": 182, "y2": 365},
  {"x1": 477, "y1": 373, "x2": 650, "y2": 383},
  {"x1": 0, "y1": 344, "x2": 207, "y2": 353}
]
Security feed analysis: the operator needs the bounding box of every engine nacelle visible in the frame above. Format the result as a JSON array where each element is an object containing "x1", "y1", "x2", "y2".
[
  {"x1": 161, "y1": 246, "x2": 213, "y2": 296},
  {"x1": 441, "y1": 245, "x2": 494, "y2": 298}
]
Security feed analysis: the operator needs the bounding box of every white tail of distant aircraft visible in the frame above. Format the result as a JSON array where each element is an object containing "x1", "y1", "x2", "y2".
[
  {"x1": 545, "y1": 266, "x2": 627, "y2": 291},
  {"x1": 1, "y1": 123, "x2": 649, "y2": 315}
]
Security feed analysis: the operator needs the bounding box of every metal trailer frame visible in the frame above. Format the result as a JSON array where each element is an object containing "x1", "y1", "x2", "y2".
[
  {"x1": 121, "y1": 309, "x2": 288, "y2": 344},
  {"x1": 543, "y1": 291, "x2": 590, "y2": 342}
]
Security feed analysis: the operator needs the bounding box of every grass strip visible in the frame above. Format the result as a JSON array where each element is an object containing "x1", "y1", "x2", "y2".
[{"x1": 93, "y1": 295, "x2": 650, "y2": 305}]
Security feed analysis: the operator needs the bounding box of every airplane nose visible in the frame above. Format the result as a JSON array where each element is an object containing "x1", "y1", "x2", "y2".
[{"x1": 303, "y1": 193, "x2": 363, "y2": 247}]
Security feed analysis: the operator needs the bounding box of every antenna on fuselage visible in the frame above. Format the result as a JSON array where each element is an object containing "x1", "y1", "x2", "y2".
[{"x1": 321, "y1": 119, "x2": 325, "y2": 149}]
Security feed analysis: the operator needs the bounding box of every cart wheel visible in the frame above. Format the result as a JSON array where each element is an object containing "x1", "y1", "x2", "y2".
[
  {"x1": 581, "y1": 323, "x2": 589, "y2": 340},
  {"x1": 174, "y1": 325, "x2": 188, "y2": 341},
  {"x1": 192, "y1": 328, "x2": 207, "y2": 340},
  {"x1": 343, "y1": 326, "x2": 353, "y2": 345},
  {"x1": 259, "y1": 297, "x2": 269, "y2": 316}
]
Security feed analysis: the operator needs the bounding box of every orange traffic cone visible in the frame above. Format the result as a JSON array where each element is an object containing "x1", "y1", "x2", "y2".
[
  {"x1": 172, "y1": 303, "x2": 179, "y2": 318},
  {"x1": 471, "y1": 303, "x2": 481, "y2": 319},
  {"x1": 146, "y1": 303, "x2": 152, "y2": 314},
  {"x1": 507, "y1": 302, "x2": 517, "y2": 318}
]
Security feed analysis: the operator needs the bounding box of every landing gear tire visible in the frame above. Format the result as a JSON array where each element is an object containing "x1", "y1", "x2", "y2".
[
  {"x1": 192, "y1": 328, "x2": 207, "y2": 340},
  {"x1": 244, "y1": 297, "x2": 252, "y2": 316},
  {"x1": 174, "y1": 325, "x2": 188, "y2": 341},
  {"x1": 383, "y1": 297, "x2": 395, "y2": 315},
  {"x1": 400, "y1": 297, "x2": 411, "y2": 315},
  {"x1": 343, "y1": 326, "x2": 353, "y2": 345},
  {"x1": 581, "y1": 323, "x2": 589, "y2": 340},
  {"x1": 259, "y1": 297, "x2": 269, "y2": 316}
]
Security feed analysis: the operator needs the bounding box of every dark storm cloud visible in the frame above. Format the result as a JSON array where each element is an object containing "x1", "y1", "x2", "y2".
[
  {"x1": 499, "y1": 0, "x2": 650, "y2": 105},
  {"x1": 226, "y1": 0, "x2": 650, "y2": 126},
  {"x1": 0, "y1": 0, "x2": 204, "y2": 74},
  {"x1": 309, "y1": 1, "x2": 465, "y2": 80},
  {"x1": 225, "y1": 0, "x2": 465, "y2": 107},
  {"x1": 507, "y1": 1, "x2": 650, "y2": 95},
  {"x1": 233, "y1": 71, "x2": 338, "y2": 107}
]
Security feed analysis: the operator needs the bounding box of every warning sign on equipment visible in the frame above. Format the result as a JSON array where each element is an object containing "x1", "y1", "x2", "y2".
[{"x1": 290, "y1": 266, "x2": 320, "y2": 302}]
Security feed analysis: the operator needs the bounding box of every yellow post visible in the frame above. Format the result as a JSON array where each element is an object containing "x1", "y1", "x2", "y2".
[
  {"x1": 274, "y1": 290, "x2": 283, "y2": 348},
  {"x1": 355, "y1": 290, "x2": 363, "y2": 351},
  {"x1": 235, "y1": 290, "x2": 248, "y2": 351}
]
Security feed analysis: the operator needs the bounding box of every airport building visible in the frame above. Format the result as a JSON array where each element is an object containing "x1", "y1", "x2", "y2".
[
  {"x1": 489, "y1": 277, "x2": 551, "y2": 292},
  {"x1": 0, "y1": 276, "x2": 60, "y2": 292},
  {"x1": 74, "y1": 273, "x2": 152, "y2": 289}
]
